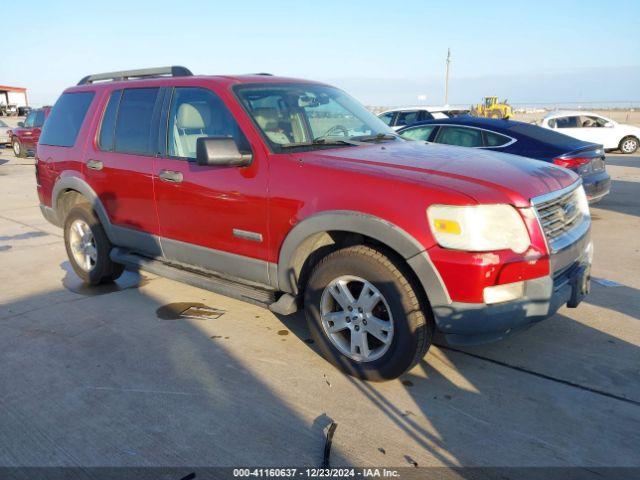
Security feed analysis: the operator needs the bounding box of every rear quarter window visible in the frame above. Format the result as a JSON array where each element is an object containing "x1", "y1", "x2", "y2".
[
  {"x1": 483, "y1": 130, "x2": 512, "y2": 147},
  {"x1": 39, "y1": 92, "x2": 95, "y2": 147}
]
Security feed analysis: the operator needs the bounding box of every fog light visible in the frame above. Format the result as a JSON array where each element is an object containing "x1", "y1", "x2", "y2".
[{"x1": 483, "y1": 281, "x2": 525, "y2": 304}]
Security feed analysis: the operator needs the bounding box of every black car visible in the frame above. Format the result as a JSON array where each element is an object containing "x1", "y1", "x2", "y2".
[{"x1": 398, "y1": 117, "x2": 611, "y2": 203}]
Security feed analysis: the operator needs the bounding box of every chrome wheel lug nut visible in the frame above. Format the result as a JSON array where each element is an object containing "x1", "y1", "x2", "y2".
[{"x1": 354, "y1": 325, "x2": 360, "y2": 331}]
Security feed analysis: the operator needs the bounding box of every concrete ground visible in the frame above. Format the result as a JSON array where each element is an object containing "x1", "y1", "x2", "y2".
[{"x1": 0, "y1": 140, "x2": 639, "y2": 469}]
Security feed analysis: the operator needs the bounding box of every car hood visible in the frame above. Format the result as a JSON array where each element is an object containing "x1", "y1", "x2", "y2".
[{"x1": 305, "y1": 141, "x2": 578, "y2": 207}]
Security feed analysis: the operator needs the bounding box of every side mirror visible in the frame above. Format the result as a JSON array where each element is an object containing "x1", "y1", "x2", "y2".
[
  {"x1": 196, "y1": 137, "x2": 252, "y2": 167},
  {"x1": 604, "y1": 121, "x2": 615, "y2": 128},
  {"x1": 17, "y1": 122, "x2": 24, "y2": 127}
]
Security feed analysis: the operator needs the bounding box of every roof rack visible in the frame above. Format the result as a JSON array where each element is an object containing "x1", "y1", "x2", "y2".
[
  {"x1": 253, "y1": 73, "x2": 273, "y2": 76},
  {"x1": 77, "y1": 66, "x2": 193, "y2": 85}
]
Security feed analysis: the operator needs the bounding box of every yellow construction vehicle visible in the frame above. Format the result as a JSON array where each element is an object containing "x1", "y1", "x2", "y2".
[{"x1": 471, "y1": 96, "x2": 512, "y2": 119}]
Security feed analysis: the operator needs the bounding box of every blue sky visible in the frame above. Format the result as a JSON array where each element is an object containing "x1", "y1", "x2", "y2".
[{"x1": 5, "y1": 0, "x2": 640, "y2": 106}]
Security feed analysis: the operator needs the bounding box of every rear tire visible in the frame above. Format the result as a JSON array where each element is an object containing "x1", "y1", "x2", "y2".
[
  {"x1": 619, "y1": 136, "x2": 639, "y2": 154},
  {"x1": 64, "y1": 203, "x2": 124, "y2": 285},
  {"x1": 12, "y1": 139, "x2": 25, "y2": 158},
  {"x1": 304, "y1": 245, "x2": 432, "y2": 381}
]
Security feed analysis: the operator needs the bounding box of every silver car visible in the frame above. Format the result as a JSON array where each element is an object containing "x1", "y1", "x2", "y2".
[{"x1": 0, "y1": 119, "x2": 11, "y2": 145}]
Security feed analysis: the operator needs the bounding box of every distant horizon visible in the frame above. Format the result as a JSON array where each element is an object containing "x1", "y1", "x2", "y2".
[{"x1": 15, "y1": 64, "x2": 640, "y2": 109}]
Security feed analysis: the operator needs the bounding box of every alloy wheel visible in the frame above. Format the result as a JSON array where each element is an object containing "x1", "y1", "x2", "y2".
[
  {"x1": 68, "y1": 219, "x2": 97, "y2": 272},
  {"x1": 320, "y1": 275, "x2": 394, "y2": 362},
  {"x1": 622, "y1": 138, "x2": 638, "y2": 153}
]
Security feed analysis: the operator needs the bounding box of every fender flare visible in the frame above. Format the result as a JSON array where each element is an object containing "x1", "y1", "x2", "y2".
[
  {"x1": 51, "y1": 176, "x2": 115, "y2": 242},
  {"x1": 276, "y1": 210, "x2": 450, "y2": 306}
]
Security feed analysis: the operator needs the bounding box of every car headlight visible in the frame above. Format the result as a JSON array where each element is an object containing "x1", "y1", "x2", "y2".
[
  {"x1": 575, "y1": 185, "x2": 590, "y2": 217},
  {"x1": 427, "y1": 204, "x2": 531, "y2": 253}
]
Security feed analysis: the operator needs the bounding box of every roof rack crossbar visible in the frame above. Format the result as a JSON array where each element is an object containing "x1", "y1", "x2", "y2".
[{"x1": 77, "y1": 66, "x2": 193, "y2": 85}]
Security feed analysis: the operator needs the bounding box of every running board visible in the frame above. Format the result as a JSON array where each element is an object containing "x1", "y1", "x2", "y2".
[{"x1": 110, "y1": 247, "x2": 278, "y2": 308}]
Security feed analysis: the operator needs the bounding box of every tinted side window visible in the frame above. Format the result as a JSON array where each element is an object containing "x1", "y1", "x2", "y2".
[
  {"x1": 395, "y1": 111, "x2": 420, "y2": 127},
  {"x1": 436, "y1": 126, "x2": 483, "y2": 147},
  {"x1": 114, "y1": 88, "x2": 159, "y2": 155},
  {"x1": 34, "y1": 110, "x2": 45, "y2": 127},
  {"x1": 555, "y1": 116, "x2": 579, "y2": 128},
  {"x1": 484, "y1": 130, "x2": 511, "y2": 147},
  {"x1": 400, "y1": 125, "x2": 436, "y2": 141},
  {"x1": 24, "y1": 112, "x2": 36, "y2": 128},
  {"x1": 379, "y1": 112, "x2": 395, "y2": 126},
  {"x1": 98, "y1": 90, "x2": 122, "y2": 151},
  {"x1": 420, "y1": 111, "x2": 435, "y2": 121},
  {"x1": 168, "y1": 87, "x2": 245, "y2": 159},
  {"x1": 39, "y1": 92, "x2": 95, "y2": 147}
]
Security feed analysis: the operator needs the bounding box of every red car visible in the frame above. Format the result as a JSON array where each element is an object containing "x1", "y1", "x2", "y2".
[
  {"x1": 36, "y1": 67, "x2": 592, "y2": 380},
  {"x1": 11, "y1": 107, "x2": 50, "y2": 157}
]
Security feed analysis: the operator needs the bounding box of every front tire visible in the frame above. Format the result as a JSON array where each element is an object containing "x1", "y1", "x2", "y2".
[
  {"x1": 64, "y1": 203, "x2": 124, "y2": 285},
  {"x1": 12, "y1": 139, "x2": 25, "y2": 158},
  {"x1": 619, "y1": 136, "x2": 639, "y2": 154},
  {"x1": 304, "y1": 245, "x2": 432, "y2": 381}
]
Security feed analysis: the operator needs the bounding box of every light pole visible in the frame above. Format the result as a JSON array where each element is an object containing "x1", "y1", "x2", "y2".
[{"x1": 444, "y1": 48, "x2": 451, "y2": 106}]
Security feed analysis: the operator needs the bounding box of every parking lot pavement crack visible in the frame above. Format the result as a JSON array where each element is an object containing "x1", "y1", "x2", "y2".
[{"x1": 438, "y1": 345, "x2": 640, "y2": 407}]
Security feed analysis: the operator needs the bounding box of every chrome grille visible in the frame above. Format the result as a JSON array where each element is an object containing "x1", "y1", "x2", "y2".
[{"x1": 534, "y1": 186, "x2": 584, "y2": 241}]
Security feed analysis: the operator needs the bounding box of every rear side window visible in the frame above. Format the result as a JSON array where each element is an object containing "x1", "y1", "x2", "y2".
[
  {"x1": 24, "y1": 112, "x2": 36, "y2": 128},
  {"x1": 400, "y1": 125, "x2": 436, "y2": 141},
  {"x1": 114, "y1": 88, "x2": 160, "y2": 155},
  {"x1": 436, "y1": 126, "x2": 483, "y2": 147},
  {"x1": 483, "y1": 130, "x2": 511, "y2": 147},
  {"x1": 34, "y1": 110, "x2": 45, "y2": 127},
  {"x1": 555, "y1": 116, "x2": 580, "y2": 128},
  {"x1": 40, "y1": 92, "x2": 95, "y2": 147},
  {"x1": 395, "y1": 111, "x2": 420, "y2": 127}
]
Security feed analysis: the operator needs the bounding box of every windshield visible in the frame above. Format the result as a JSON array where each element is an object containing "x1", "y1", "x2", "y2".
[
  {"x1": 235, "y1": 84, "x2": 398, "y2": 150},
  {"x1": 0, "y1": 120, "x2": 8, "y2": 128}
]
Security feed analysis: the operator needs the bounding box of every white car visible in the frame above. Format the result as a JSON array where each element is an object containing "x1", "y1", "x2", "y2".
[
  {"x1": 540, "y1": 111, "x2": 640, "y2": 154},
  {"x1": 378, "y1": 106, "x2": 469, "y2": 131}
]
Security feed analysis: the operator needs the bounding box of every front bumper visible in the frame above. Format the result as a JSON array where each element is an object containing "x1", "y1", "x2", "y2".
[{"x1": 429, "y1": 228, "x2": 592, "y2": 346}]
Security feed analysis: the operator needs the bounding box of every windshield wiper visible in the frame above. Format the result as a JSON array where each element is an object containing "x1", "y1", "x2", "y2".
[
  {"x1": 280, "y1": 138, "x2": 362, "y2": 149},
  {"x1": 351, "y1": 133, "x2": 398, "y2": 143}
]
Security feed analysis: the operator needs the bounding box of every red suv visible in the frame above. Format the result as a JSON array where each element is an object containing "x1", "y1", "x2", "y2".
[
  {"x1": 36, "y1": 67, "x2": 593, "y2": 380},
  {"x1": 11, "y1": 107, "x2": 50, "y2": 157}
]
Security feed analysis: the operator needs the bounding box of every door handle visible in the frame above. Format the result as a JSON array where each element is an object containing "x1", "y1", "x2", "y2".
[
  {"x1": 159, "y1": 170, "x2": 183, "y2": 183},
  {"x1": 86, "y1": 159, "x2": 103, "y2": 171}
]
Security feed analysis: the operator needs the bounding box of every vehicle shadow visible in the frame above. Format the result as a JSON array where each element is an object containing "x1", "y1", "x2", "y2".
[
  {"x1": 278, "y1": 295, "x2": 640, "y2": 467},
  {"x1": 585, "y1": 282, "x2": 640, "y2": 321},
  {"x1": 591, "y1": 179, "x2": 640, "y2": 217},
  {"x1": 0, "y1": 275, "x2": 351, "y2": 469},
  {"x1": 605, "y1": 156, "x2": 640, "y2": 169},
  {"x1": 2, "y1": 256, "x2": 640, "y2": 471}
]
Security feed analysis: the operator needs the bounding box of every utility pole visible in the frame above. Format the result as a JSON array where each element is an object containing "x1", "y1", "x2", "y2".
[{"x1": 444, "y1": 48, "x2": 451, "y2": 105}]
